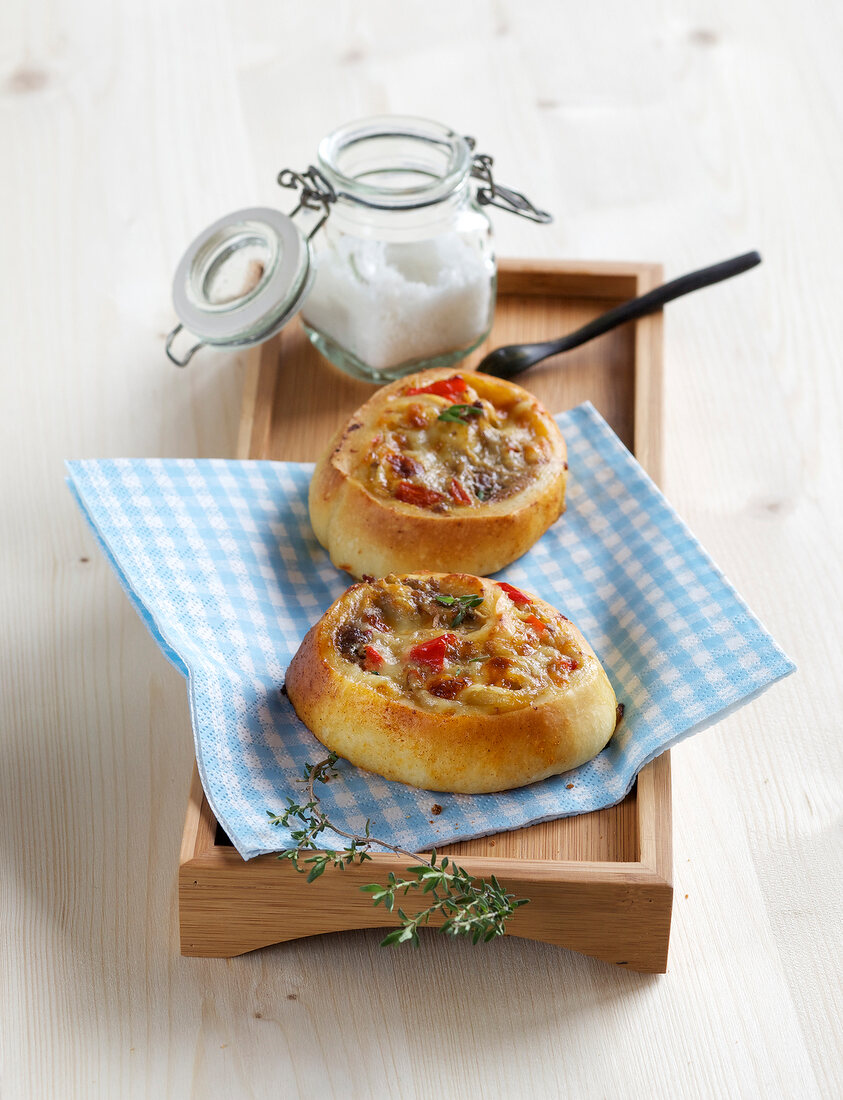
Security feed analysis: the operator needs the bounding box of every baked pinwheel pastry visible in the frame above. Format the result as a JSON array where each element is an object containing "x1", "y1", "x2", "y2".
[
  {"x1": 285, "y1": 573, "x2": 618, "y2": 794},
  {"x1": 308, "y1": 369, "x2": 567, "y2": 579}
]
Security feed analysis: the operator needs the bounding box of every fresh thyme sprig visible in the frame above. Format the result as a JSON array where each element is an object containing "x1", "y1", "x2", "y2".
[
  {"x1": 437, "y1": 403, "x2": 483, "y2": 424},
  {"x1": 433, "y1": 592, "x2": 484, "y2": 626},
  {"x1": 266, "y1": 755, "x2": 374, "y2": 881},
  {"x1": 267, "y1": 753, "x2": 529, "y2": 947}
]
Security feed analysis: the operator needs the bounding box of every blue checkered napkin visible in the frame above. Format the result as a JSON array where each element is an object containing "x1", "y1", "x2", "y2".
[{"x1": 66, "y1": 403, "x2": 794, "y2": 859}]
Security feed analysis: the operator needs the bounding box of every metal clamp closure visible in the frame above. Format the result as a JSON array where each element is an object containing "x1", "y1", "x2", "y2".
[
  {"x1": 277, "y1": 148, "x2": 551, "y2": 226},
  {"x1": 165, "y1": 323, "x2": 204, "y2": 367},
  {"x1": 467, "y1": 139, "x2": 552, "y2": 224},
  {"x1": 276, "y1": 166, "x2": 337, "y2": 239}
]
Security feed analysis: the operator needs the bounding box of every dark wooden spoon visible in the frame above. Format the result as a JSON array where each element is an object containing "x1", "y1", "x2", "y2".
[{"x1": 477, "y1": 251, "x2": 762, "y2": 379}]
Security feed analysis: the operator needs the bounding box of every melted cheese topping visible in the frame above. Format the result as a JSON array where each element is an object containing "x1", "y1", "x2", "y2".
[
  {"x1": 351, "y1": 375, "x2": 554, "y2": 512},
  {"x1": 330, "y1": 574, "x2": 586, "y2": 715}
]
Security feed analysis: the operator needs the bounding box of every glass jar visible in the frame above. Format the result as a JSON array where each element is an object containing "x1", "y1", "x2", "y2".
[
  {"x1": 166, "y1": 115, "x2": 550, "y2": 378},
  {"x1": 299, "y1": 117, "x2": 496, "y2": 381}
]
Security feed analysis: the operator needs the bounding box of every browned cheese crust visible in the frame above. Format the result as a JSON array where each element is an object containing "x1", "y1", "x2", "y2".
[
  {"x1": 285, "y1": 572, "x2": 617, "y2": 794},
  {"x1": 308, "y1": 368, "x2": 567, "y2": 579}
]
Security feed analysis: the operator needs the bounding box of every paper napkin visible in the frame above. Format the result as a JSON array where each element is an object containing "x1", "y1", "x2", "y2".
[{"x1": 67, "y1": 403, "x2": 794, "y2": 858}]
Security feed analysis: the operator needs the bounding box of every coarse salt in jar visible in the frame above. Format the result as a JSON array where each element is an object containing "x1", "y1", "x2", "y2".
[
  {"x1": 299, "y1": 117, "x2": 495, "y2": 380},
  {"x1": 166, "y1": 115, "x2": 550, "y2": 381}
]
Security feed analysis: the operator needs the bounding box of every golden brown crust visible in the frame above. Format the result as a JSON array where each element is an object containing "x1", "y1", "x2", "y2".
[
  {"x1": 308, "y1": 368, "x2": 567, "y2": 579},
  {"x1": 285, "y1": 573, "x2": 617, "y2": 794}
]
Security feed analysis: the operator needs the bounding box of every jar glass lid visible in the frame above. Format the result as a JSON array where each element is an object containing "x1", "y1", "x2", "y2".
[{"x1": 167, "y1": 207, "x2": 313, "y2": 365}]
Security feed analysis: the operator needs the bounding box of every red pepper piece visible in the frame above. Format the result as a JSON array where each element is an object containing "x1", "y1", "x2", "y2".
[
  {"x1": 407, "y1": 633, "x2": 457, "y2": 672},
  {"x1": 554, "y1": 655, "x2": 579, "y2": 673},
  {"x1": 497, "y1": 581, "x2": 532, "y2": 607},
  {"x1": 395, "y1": 481, "x2": 445, "y2": 508},
  {"x1": 448, "y1": 477, "x2": 472, "y2": 505},
  {"x1": 363, "y1": 645, "x2": 384, "y2": 669},
  {"x1": 405, "y1": 375, "x2": 468, "y2": 400},
  {"x1": 524, "y1": 613, "x2": 548, "y2": 635}
]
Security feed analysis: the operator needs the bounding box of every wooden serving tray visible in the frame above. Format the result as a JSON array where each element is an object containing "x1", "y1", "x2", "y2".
[{"x1": 179, "y1": 258, "x2": 673, "y2": 971}]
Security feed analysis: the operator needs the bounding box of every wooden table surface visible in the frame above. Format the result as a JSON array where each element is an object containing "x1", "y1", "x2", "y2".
[{"x1": 2, "y1": 2, "x2": 840, "y2": 1097}]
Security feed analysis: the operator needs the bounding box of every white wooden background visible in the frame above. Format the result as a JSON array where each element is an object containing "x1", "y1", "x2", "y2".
[{"x1": 2, "y1": 1, "x2": 841, "y2": 1096}]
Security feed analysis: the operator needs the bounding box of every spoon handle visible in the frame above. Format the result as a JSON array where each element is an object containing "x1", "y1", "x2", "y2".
[{"x1": 540, "y1": 251, "x2": 762, "y2": 357}]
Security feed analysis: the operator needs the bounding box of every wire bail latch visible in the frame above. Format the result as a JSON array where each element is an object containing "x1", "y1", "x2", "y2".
[
  {"x1": 466, "y1": 140, "x2": 552, "y2": 224},
  {"x1": 276, "y1": 166, "x2": 338, "y2": 239}
]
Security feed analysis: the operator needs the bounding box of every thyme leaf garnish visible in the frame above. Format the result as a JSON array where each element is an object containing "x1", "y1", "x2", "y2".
[
  {"x1": 433, "y1": 593, "x2": 484, "y2": 626},
  {"x1": 268, "y1": 753, "x2": 528, "y2": 947},
  {"x1": 437, "y1": 403, "x2": 483, "y2": 424},
  {"x1": 457, "y1": 654, "x2": 489, "y2": 675}
]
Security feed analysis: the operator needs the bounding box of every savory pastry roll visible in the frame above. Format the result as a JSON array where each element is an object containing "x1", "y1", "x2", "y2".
[
  {"x1": 285, "y1": 572, "x2": 618, "y2": 794},
  {"x1": 309, "y1": 368, "x2": 567, "y2": 579}
]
